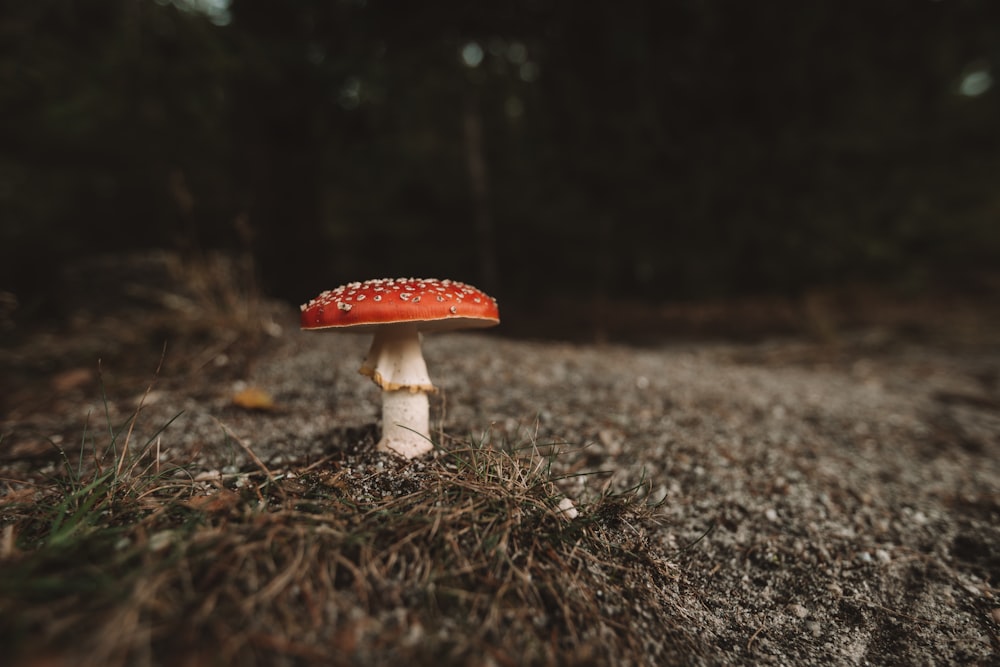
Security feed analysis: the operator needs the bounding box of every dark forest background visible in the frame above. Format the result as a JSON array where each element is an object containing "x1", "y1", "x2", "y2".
[{"x1": 2, "y1": 0, "x2": 999, "y2": 327}]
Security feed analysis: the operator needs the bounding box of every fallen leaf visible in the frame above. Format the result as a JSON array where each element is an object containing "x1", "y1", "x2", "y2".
[
  {"x1": 232, "y1": 386, "x2": 276, "y2": 411},
  {"x1": 0, "y1": 487, "x2": 39, "y2": 507},
  {"x1": 0, "y1": 437, "x2": 60, "y2": 461},
  {"x1": 181, "y1": 489, "x2": 243, "y2": 514},
  {"x1": 51, "y1": 367, "x2": 93, "y2": 393}
]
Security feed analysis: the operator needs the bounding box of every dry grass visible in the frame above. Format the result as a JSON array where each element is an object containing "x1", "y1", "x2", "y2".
[{"x1": 0, "y1": 405, "x2": 694, "y2": 666}]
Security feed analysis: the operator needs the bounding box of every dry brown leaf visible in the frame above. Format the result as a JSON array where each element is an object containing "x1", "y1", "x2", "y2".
[
  {"x1": 181, "y1": 489, "x2": 243, "y2": 514},
  {"x1": 51, "y1": 367, "x2": 93, "y2": 393},
  {"x1": 0, "y1": 438, "x2": 55, "y2": 462},
  {"x1": 0, "y1": 486, "x2": 38, "y2": 507},
  {"x1": 231, "y1": 386, "x2": 276, "y2": 411}
]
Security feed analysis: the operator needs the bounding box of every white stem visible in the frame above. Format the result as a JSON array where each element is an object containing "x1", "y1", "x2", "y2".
[
  {"x1": 377, "y1": 389, "x2": 433, "y2": 458},
  {"x1": 359, "y1": 325, "x2": 435, "y2": 458},
  {"x1": 360, "y1": 325, "x2": 433, "y2": 391}
]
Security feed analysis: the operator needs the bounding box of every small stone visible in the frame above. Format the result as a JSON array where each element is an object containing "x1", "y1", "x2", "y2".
[
  {"x1": 991, "y1": 608, "x2": 1000, "y2": 625},
  {"x1": 149, "y1": 531, "x2": 175, "y2": 552},
  {"x1": 788, "y1": 603, "x2": 809, "y2": 619},
  {"x1": 557, "y1": 497, "x2": 579, "y2": 520}
]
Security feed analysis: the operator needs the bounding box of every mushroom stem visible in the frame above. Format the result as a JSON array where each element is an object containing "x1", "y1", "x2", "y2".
[
  {"x1": 360, "y1": 324, "x2": 435, "y2": 458},
  {"x1": 378, "y1": 389, "x2": 432, "y2": 458},
  {"x1": 360, "y1": 324, "x2": 434, "y2": 391}
]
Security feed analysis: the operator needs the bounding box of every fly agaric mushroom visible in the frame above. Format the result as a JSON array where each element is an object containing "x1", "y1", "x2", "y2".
[{"x1": 300, "y1": 278, "x2": 500, "y2": 458}]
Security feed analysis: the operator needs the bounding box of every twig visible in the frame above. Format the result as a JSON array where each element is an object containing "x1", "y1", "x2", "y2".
[
  {"x1": 746, "y1": 618, "x2": 768, "y2": 651},
  {"x1": 842, "y1": 595, "x2": 948, "y2": 627},
  {"x1": 234, "y1": 433, "x2": 275, "y2": 483}
]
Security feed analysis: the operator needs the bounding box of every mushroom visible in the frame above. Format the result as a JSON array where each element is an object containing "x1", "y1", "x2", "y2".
[{"x1": 300, "y1": 278, "x2": 500, "y2": 458}]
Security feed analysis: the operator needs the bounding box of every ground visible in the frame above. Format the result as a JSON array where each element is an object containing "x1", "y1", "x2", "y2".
[{"x1": 1, "y1": 254, "x2": 999, "y2": 665}]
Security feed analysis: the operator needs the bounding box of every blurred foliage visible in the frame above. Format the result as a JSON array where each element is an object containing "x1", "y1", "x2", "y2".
[{"x1": 2, "y1": 0, "x2": 999, "y2": 312}]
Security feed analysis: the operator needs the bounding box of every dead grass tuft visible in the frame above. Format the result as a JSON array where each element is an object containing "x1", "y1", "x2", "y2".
[{"x1": 0, "y1": 425, "x2": 698, "y2": 666}]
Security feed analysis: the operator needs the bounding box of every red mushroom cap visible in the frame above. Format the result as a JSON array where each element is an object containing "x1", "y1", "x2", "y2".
[{"x1": 300, "y1": 278, "x2": 500, "y2": 332}]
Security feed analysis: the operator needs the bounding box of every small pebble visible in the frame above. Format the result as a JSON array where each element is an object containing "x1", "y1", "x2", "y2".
[
  {"x1": 149, "y1": 531, "x2": 175, "y2": 552},
  {"x1": 788, "y1": 603, "x2": 809, "y2": 619},
  {"x1": 557, "y1": 497, "x2": 579, "y2": 520}
]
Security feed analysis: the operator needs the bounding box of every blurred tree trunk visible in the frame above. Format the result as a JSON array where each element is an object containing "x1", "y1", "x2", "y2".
[{"x1": 463, "y1": 94, "x2": 499, "y2": 294}]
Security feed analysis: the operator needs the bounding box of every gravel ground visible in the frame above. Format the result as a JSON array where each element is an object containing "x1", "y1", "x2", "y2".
[
  {"x1": 4, "y1": 295, "x2": 1000, "y2": 664},
  {"x1": 278, "y1": 329, "x2": 1000, "y2": 665}
]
